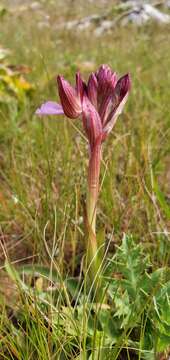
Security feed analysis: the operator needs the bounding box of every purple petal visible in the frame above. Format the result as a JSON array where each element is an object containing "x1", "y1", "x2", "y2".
[
  {"x1": 102, "y1": 73, "x2": 131, "y2": 135},
  {"x1": 96, "y1": 65, "x2": 117, "y2": 91},
  {"x1": 76, "y1": 72, "x2": 85, "y2": 103},
  {"x1": 114, "y1": 73, "x2": 131, "y2": 100},
  {"x1": 95, "y1": 65, "x2": 118, "y2": 121},
  {"x1": 36, "y1": 101, "x2": 64, "y2": 116},
  {"x1": 103, "y1": 92, "x2": 129, "y2": 136},
  {"x1": 57, "y1": 75, "x2": 82, "y2": 119},
  {"x1": 82, "y1": 95, "x2": 102, "y2": 151},
  {"x1": 87, "y1": 72, "x2": 98, "y2": 109}
]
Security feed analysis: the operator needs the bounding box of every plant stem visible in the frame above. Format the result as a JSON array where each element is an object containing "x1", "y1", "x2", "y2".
[{"x1": 86, "y1": 138, "x2": 102, "y2": 286}]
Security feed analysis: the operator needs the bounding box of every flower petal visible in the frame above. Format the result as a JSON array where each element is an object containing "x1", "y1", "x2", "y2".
[
  {"x1": 57, "y1": 75, "x2": 82, "y2": 119},
  {"x1": 114, "y1": 73, "x2": 131, "y2": 100},
  {"x1": 103, "y1": 73, "x2": 131, "y2": 135},
  {"x1": 35, "y1": 101, "x2": 64, "y2": 115},
  {"x1": 87, "y1": 72, "x2": 98, "y2": 109},
  {"x1": 103, "y1": 93, "x2": 129, "y2": 136},
  {"x1": 76, "y1": 71, "x2": 85, "y2": 103},
  {"x1": 95, "y1": 64, "x2": 118, "y2": 122},
  {"x1": 82, "y1": 95, "x2": 102, "y2": 151},
  {"x1": 96, "y1": 64, "x2": 116, "y2": 85}
]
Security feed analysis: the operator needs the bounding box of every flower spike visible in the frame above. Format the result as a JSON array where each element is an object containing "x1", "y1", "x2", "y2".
[{"x1": 36, "y1": 65, "x2": 131, "y2": 294}]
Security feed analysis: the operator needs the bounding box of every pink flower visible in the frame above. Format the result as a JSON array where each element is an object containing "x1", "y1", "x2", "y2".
[
  {"x1": 36, "y1": 64, "x2": 131, "y2": 150},
  {"x1": 36, "y1": 65, "x2": 131, "y2": 287}
]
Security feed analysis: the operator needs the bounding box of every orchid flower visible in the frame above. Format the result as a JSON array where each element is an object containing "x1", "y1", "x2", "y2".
[{"x1": 36, "y1": 65, "x2": 131, "y2": 285}]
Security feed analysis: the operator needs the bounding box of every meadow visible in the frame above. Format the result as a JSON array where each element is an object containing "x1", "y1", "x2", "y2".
[{"x1": 0, "y1": 1, "x2": 170, "y2": 359}]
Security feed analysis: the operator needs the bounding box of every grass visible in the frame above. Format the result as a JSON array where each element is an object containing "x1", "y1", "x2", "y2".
[{"x1": 0, "y1": 1, "x2": 170, "y2": 359}]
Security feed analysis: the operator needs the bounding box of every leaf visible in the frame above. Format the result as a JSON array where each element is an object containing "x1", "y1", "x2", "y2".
[
  {"x1": 140, "y1": 349, "x2": 155, "y2": 360},
  {"x1": 108, "y1": 234, "x2": 149, "y2": 300},
  {"x1": 64, "y1": 277, "x2": 80, "y2": 298},
  {"x1": 5, "y1": 260, "x2": 21, "y2": 283},
  {"x1": 157, "y1": 333, "x2": 170, "y2": 352},
  {"x1": 96, "y1": 227, "x2": 105, "y2": 250},
  {"x1": 153, "y1": 179, "x2": 170, "y2": 219},
  {"x1": 5, "y1": 260, "x2": 27, "y2": 292},
  {"x1": 141, "y1": 268, "x2": 167, "y2": 296},
  {"x1": 114, "y1": 290, "x2": 130, "y2": 322},
  {"x1": 17, "y1": 264, "x2": 59, "y2": 282},
  {"x1": 0, "y1": 7, "x2": 8, "y2": 18}
]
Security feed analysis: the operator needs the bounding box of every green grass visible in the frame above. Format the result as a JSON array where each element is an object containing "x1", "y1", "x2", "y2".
[{"x1": 0, "y1": 1, "x2": 170, "y2": 359}]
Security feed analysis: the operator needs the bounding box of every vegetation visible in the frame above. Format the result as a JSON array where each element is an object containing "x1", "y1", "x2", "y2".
[{"x1": 0, "y1": 1, "x2": 170, "y2": 359}]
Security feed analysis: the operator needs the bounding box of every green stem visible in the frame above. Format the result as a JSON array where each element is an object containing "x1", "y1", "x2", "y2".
[{"x1": 86, "y1": 139, "x2": 102, "y2": 287}]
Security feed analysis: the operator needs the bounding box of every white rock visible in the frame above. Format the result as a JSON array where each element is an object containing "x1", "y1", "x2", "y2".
[
  {"x1": 121, "y1": 9, "x2": 149, "y2": 26},
  {"x1": 30, "y1": 2, "x2": 42, "y2": 10},
  {"x1": 94, "y1": 20, "x2": 114, "y2": 36},
  {"x1": 143, "y1": 4, "x2": 170, "y2": 23},
  {"x1": 121, "y1": 3, "x2": 170, "y2": 26},
  {"x1": 166, "y1": 0, "x2": 170, "y2": 8}
]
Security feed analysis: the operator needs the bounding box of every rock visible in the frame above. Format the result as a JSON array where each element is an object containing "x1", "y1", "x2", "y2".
[
  {"x1": 55, "y1": 1, "x2": 170, "y2": 34},
  {"x1": 121, "y1": 3, "x2": 170, "y2": 26},
  {"x1": 165, "y1": 0, "x2": 170, "y2": 8},
  {"x1": 94, "y1": 20, "x2": 114, "y2": 36},
  {"x1": 57, "y1": 14, "x2": 103, "y2": 31},
  {"x1": 143, "y1": 4, "x2": 170, "y2": 23},
  {"x1": 30, "y1": 2, "x2": 42, "y2": 10},
  {"x1": 121, "y1": 8, "x2": 149, "y2": 26}
]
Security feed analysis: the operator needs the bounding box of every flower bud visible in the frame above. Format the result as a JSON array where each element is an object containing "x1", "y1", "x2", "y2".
[{"x1": 57, "y1": 75, "x2": 82, "y2": 119}]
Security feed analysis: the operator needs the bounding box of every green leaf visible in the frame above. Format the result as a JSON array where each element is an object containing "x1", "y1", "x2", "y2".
[
  {"x1": 153, "y1": 179, "x2": 170, "y2": 219},
  {"x1": 0, "y1": 6, "x2": 8, "y2": 18},
  {"x1": 5, "y1": 260, "x2": 21, "y2": 283},
  {"x1": 64, "y1": 277, "x2": 80, "y2": 298},
  {"x1": 5, "y1": 260, "x2": 28, "y2": 292},
  {"x1": 96, "y1": 227, "x2": 105, "y2": 253},
  {"x1": 17, "y1": 264, "x2": 59, "y2": 282},
  {"x1": 157, "y1": 333, "x2": 170, "y2": 352}
]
